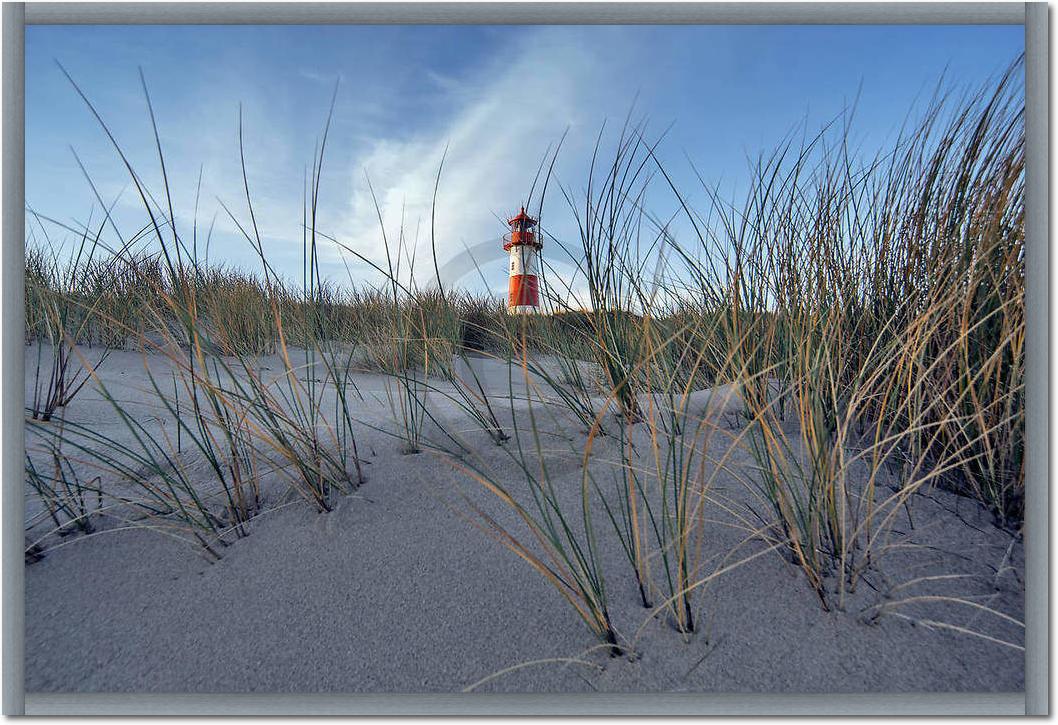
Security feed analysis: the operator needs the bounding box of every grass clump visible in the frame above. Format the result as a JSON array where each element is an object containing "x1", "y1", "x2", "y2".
[{"x1": 23, "y1": 58, "x2": 1024, "y2": 660}]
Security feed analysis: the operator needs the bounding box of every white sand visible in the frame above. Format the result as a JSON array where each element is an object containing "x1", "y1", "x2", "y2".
[{"x1": 24, "y1": 344, "x2": 1024, "y2": 693}]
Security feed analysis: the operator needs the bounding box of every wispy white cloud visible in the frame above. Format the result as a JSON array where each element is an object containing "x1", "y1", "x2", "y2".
[{"x1": 328, "y1": 27, "x2": 626, "y2": 289}]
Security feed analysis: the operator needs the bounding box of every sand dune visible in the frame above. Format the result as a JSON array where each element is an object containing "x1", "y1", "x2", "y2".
[{"x1": 24, "y1": 345, "x2": 1024, "y2": 693}]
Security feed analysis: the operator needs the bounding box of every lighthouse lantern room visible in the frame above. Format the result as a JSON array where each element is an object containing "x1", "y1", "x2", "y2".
[{"x1": 504, "y1": 207, "x2": 542, "y2": 313}]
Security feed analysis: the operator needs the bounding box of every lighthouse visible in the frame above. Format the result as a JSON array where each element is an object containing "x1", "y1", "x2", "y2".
[{"x1": 504, "y1": 207, "x2": 542, "y2": 313}]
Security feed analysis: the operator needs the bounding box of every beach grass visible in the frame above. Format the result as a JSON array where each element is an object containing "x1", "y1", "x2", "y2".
[{"x1": 23, "y1": 57, "x2": 1024, "y2": 657}]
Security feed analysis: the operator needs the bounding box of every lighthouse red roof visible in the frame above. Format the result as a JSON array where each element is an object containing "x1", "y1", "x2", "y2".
[
  {"x1": 503, "y1": 206, "x2": 542, "y2": 251},
  {"x1": 507, "y1": 207, "x2": 537, "y2": 227}
]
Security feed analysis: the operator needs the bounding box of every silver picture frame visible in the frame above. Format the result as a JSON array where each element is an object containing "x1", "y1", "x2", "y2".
[{"x1": 3, "y1": 2, "x2": 1047, "y2": 715}]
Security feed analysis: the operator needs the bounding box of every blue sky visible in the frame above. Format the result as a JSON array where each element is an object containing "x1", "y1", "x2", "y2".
[{"x1": 26, "y1": 24, "x2": 1023, "y2": 298}]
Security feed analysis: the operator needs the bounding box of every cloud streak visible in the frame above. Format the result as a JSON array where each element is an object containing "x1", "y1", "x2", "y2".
[{"x1": 328, "y1": 28, "x2": 620, "y2": 290}]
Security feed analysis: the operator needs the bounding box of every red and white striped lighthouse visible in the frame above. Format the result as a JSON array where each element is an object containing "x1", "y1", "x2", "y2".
[{"x1": 504, "y1": 207, "x2": 541, "y2": 313}]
